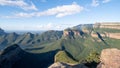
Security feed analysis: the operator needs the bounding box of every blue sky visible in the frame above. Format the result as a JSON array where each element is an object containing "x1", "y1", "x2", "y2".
[{"x1": 0, "y1": 0, "x2": 120, "y2": 31}]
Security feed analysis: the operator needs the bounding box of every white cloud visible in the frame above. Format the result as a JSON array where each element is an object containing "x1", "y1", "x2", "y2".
[
  {"x1": 35, "y1": 23, "x2": 73, "y2": 30},
  {"x1": 46, "y1": 23, "x2": 53, "y2": 29},
  {"x1": 3, "y1": 2, "x2": 84, "y2": 18},
  {"x1": 36, "y1": 23, "x2": 53, "y2": 30},
  {"x1": 91, "y1": 0, "x2": 99, "y2": 7},
  {"x1": 102, "y1": 0, "x2": 111, "y2": 3},
  {"x1": 91, "y1": 0, "x2": 111, "y2": 7},
  {"x1": 0, "y1": 0, "x2": 38, "y2": 11},
  {"x1": 36, "y1": 23, "x2": 60, "y2": 30},
  {"x1": 38, "y1": 2, "x2": 83, "y2": 18},
  {"x1": 0, "y1": 22, "x2": 75, "y2": 30}
]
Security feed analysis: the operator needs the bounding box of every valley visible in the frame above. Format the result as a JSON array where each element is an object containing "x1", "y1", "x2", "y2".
[{"x1": 0, "y1": 23, "x2": 120, "y2": 68}]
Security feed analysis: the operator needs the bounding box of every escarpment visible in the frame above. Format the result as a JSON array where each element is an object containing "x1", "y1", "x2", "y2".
[
  {"x1": 94, "y1": 22, "x2": 120, "y2": 29},
  {"x1": 92, "y1": 22, "x2": 120, "y2": 39}
]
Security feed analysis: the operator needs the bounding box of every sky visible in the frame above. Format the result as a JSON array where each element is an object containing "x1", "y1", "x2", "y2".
[{"x1": 0, "y1": 0, "x2": 120, "y2": 31}]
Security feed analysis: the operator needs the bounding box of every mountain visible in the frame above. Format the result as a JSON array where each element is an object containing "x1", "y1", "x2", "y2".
[
  {"x1": 0, "y1": 22, "x2": 120, "y2": 68},
  {"x1": 0, "y1": 28, "x2": 6, "y2": 35},
  {"x1": 0, "y1": 32, "x2": 19, "y2": 50},
  {"x1": 0, "y1": 44, "x2": 59, "y2": 68},
  {"x1": 0, "y1": 30, "x2": 63, "y2": 50}
]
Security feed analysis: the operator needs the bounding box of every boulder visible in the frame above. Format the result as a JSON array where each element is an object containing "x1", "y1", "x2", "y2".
[
  {"x1": 97, "y1": 48, "x2": 120, "y2": 68},
  {"x1": 49, "y1": 62, "x2": 88, "y2": 68}
]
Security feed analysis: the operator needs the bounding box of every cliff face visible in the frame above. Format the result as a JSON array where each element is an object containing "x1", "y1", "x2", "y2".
[
  {"x1": 94, "y1": 22, "x2": 120, "y2": 29},
  {"x1": 97, "y1": 48, "x2": 120, "y2": 68},
  {"x1": 63, "y1": 30, "x2": 81, "y2": 36},
  {"x1": 92, "y1": 23, "x2": 120, "y2": 39},
  {"x1": 63, "y1": 30, "x2": 70, "y2": 36},
  {"x1": 63, "y1": 29, "x2": 85, "y2": 39}
]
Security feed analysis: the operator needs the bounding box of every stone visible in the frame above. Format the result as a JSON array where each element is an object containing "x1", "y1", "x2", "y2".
[
  {"x1": 97, "y1": 48, "x2": 120, "y2": 68},
  {"x1": 49, "y1": 62, "x2": 88, "y2": 68}
]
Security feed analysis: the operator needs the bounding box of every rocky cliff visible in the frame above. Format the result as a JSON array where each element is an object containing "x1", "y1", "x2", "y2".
[
  {"x1": 94, "y1": 22, "x2": 120, "y2": 29},
  {"x1": 92, "y1": 22, "x2": 120, "y2": 39},
  {"x1": 49, "y1": 62, "x2": 88, "y2": 68},
  {"x1": 97, "y1": 48, "x2": 120, "y2": 68},
  {"x1": 63, "y1": 28, "x2": 85, "y2": 39}
]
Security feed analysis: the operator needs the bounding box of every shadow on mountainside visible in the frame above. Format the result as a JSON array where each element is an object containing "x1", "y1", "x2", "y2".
[
  {"x1": 25, "y1": 47, "x2": 44, "y2": 51},
  {"x1": 0, "y1": 44, "x2": 59, "y2": 68},
  {"x1": 96, "y1": 32, "x2": 108, "y2": 45},
  {"x1": 61, "y1": 45, "x2": 78, "y2": 62},
  {"x1": 85, "y1": 61, "x2": 99, "y2": 68}
]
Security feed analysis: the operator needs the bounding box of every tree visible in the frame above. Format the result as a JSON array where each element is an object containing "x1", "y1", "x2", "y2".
[{"x1": 85, "y1": 50, "x2": 100, "y2": 63}]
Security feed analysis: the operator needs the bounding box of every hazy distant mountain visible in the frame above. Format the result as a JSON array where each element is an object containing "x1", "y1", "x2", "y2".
[
  {"x1": 0, "y1": 29, "x2": 63, "y2": 50},
  {"x1": 0, "y1": 28, "x2": 6, "y2": 35}
]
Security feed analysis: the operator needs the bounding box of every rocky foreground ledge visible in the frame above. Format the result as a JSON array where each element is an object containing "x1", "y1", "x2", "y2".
[
  {"x1": 97, "y1": 48, "x2": 120, "y2": 68},
  {"x1": 49, "y1": 48, "x2": 120, "y2": 68},
  {"x1": 49, "y1": 62, "x2": 88, "y2": 68}
]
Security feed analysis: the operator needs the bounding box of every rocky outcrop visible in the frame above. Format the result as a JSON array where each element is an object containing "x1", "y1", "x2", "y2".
[
  {"x1": 94, "y1": 22, "x2": 120, "y2": 29},
  {"x1": 63, "y1": 28, "x2": 84, "y2": 38},
  {"x1": 49, "y1": 62, "x2": 88, "y2": 68},
  {"x1": 91, "y1": 32, "x2": 120, "y2": 39},
  {"x1": 97, "y1": 48, "x2": 120, "y2": 68},
  {"x1": 63, "y1": 30, "x2": 70, "y2": 36},
  {"x1": 93, "y1": 23, "x2": 120, "y2": 39},
  {"x1": 63, "y1": 30, "x2": 81, "y2": 36},
  {"x1": 82, "y1": 28, "x2": 89, "y2": 34}
]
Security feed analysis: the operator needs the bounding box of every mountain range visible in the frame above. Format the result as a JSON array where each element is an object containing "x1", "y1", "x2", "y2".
[{"x1": 0, "y1": 22, "x2": 120, "y2": 68}]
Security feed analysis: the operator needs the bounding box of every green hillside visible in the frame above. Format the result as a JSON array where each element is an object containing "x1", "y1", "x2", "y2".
[
  {"x1": 55, "y1": 51, "x2": 78, "y2": 64},
  {"x1": 0, "y1": 23, "x2": 120, "y2": 66}
]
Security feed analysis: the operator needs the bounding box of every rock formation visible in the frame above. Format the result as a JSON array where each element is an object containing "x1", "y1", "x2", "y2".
[
  {"x1": 49, "y1": 62, "x2": 88, "y2": 68},
  {"x1": 92, "y1": 23, "x2": 120, "y2": 39},
  {"x1": 94, "y1": 22, "x2": 120, "y2": 29},
  {"x1": 63, "y1": 28, "x2": 84, "y2": 39},
  {"x1": 97, "y1": 48, "x2": 120, "y2": 68}
]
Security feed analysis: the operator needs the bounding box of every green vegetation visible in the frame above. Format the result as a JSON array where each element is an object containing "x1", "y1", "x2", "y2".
[
  {"x1": 0, "y1": 24, "x2": 120, "y2": 66},
  {"x1": 94, "y1": 28, "x2": 120, "y2": 33},
  {"x1": 85, "y1": 50, "x2": 100, "y2": 63},
  {"x1": 55, "y1": 51, "x2": 78, "y2": 64}
]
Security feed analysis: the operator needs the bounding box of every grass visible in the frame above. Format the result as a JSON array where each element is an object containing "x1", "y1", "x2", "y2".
[
  {"x1": 94, "y1": 28, "x2": 120, "y2": 33},
  {"x1": 55, "y1": 51, "x2": 78, "y2": 64}
]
